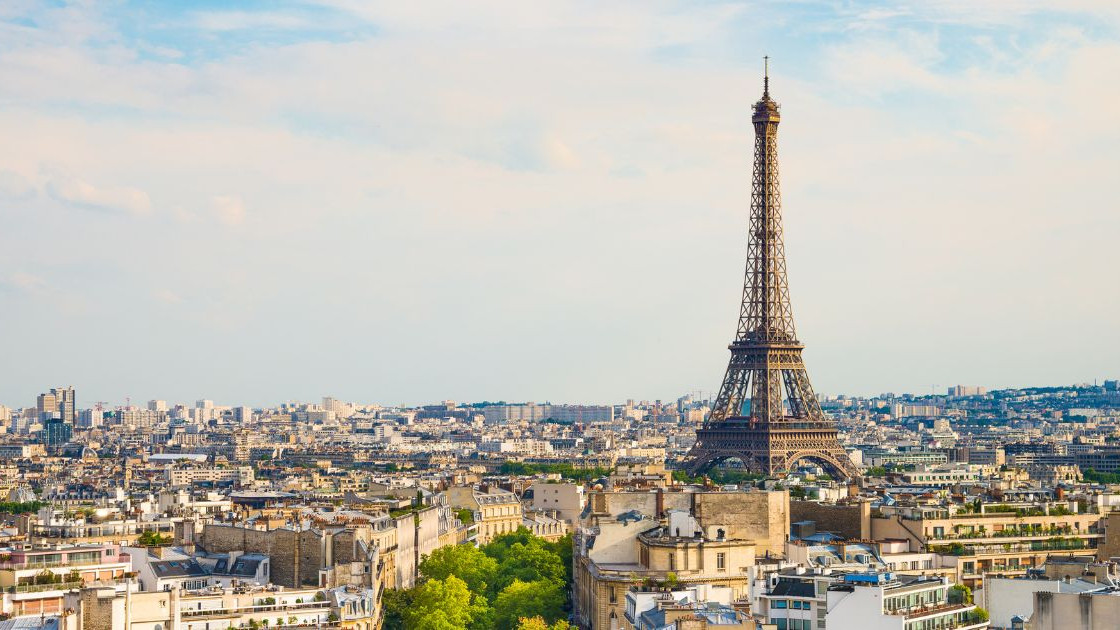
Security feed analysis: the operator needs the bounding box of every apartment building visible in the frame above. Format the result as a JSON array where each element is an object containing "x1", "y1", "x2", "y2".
[
  {"x1": 872, "y1": 508, "x2": 1102, "y2": 587},
  {"x1": 574, "y1": 490, "x2": 787, "y2": 630},
  {"x1": 0, "y1": 543, "x2": 130, "y2": 618},
  {"x1": 763, "y1": 571, "x2": 989, "y2": 630},
  {"x1": 448, "y1": 485, "x2": 523, "y2": 544}
]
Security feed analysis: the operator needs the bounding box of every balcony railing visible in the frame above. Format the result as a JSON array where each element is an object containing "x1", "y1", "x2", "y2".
[
  {"x1": 0, "y1": 556, "x2": 127, "y2": 570},
  {"x1": 180, "y1": 600, "x2": 332, "y2": 619},
  {"x1": 8, "y1": 581, "x2": 84, "y2": 594}
]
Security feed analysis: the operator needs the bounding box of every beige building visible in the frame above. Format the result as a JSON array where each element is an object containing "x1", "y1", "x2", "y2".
[
  {"x1": 574, "y1": 489, "x2": 787, "y2": 630},
  {"x1": 872, "y1": 509, "x2": 1103, "y2": 587},
  {"x1": 448, "y1": 485, "x2": 523, "y2": 544},
  {"x1": 1025, "y1": 589, "x2": 1120, "y2": 630},
  {"x1": 532, "y1": 481, "x2": 585, "y2": 524},
  {"x1": 77, "y1": 584, "x2": 378, "y2": 630}
]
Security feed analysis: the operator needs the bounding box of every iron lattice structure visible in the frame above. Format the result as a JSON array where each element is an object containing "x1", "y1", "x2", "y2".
[{"x1": 686, "y1": 72, "x2": 858, "y2": 480}]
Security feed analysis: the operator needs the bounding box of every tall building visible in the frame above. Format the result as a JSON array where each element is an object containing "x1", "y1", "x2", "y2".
[
  {"x1": 43, "y1": 417, "x2": 72, "y2": 451},
  {"x1": 686, "y1": 67, "x2": 857, "y2": 479},
  {"x1": 55, "y1": 386, "x2": 75, "y2": 424},
  {"x1": 148, "y1": 399, "x2": 168, "y2": 412},
  {"x1": 36, "y1": 391, "x2": 58, "y2": 421}
]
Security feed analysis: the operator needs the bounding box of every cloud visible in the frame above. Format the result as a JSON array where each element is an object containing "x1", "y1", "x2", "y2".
[
  {"x1": 153, "y1": 288, "x2": 183, "y2": 304},
  {"x1": 43, "y1": 170, "x2": 151, "y2": 216},
  {"x1": 192, "y1": 10, "x2": 317, "y2": 32},
  {"x1": 0, "y1": 272, "x2": 46, "y2": 293},
  {"x1": 0, "y1": 169, "x2": 36, "y2": 200},
  {"x1": 212, "y1": 195, "x2": 246, "y2": 226}
]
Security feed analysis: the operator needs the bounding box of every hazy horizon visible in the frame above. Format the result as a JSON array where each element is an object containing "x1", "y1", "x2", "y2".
[{"x1": 2, "y1": 2, "x2": 1118, "y2": 408}]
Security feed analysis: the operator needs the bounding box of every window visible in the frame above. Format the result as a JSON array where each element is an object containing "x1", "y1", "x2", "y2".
[
  {"x1": 609, "y1": 587, "x2": 616, "y2": 603},
  {"x1": 717, "y1": 553, "x2": 726, "y2": 570},
  {"x1": 668, "y1": 553, "x2": 675, "y2": 571},
  {"x1": 773, "y1": 601, "x2": 788, "y2": 609}
]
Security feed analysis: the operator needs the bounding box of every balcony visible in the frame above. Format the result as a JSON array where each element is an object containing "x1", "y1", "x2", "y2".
[
  {"x1": 0, "y1": 556, "x2": 128, "y2": 570},
  {"x1": 7, "y1": 581, "x2": 84, "y2": 594},
  {"x1": 180, "y1": 600, "x2": 332, "y2": 619}
]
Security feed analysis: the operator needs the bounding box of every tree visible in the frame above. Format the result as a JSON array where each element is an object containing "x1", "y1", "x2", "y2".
[
  {"x1": 949, "y1": 584, "x2": 973, "y2": 605},
  {"x1": 492, "y1": 542, "x2": 566, "y2": 593},
  {"x1": 419, "y1": 544, "x2": 499, "y2": 595},
  {"x1": 404, "y1": 576, "x2": 489, "y2": 630},
  {"x1": 492, "y1": 580, "x2": 566, "y2": 630},
  {"x1": 137, "y1": 531, "x2": 170, "y2": 546},
  {"x1": 517, "y1": 617, "x2": 571, "y2": 630},
  {"x1": 380, "y1": 588, "x2": 413, "y2": 630}
]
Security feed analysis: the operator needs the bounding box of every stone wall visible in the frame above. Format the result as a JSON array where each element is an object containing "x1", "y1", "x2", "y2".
[
  {"x1": 693, "y1": 491, "x2": 788, "y2": 557},
  {"x1": 789, "y1": 500, "x2": 870, "y2": 540},
  {"x1": 199, "y1": 524, "x2": 325, "y2": 587},
  {"x1": 1097, "y1": 511, "x2": 1120, "y2": 562}
]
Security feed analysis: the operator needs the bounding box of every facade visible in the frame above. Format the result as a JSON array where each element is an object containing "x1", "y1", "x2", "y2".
[
  {"x1": 448, "y1": 486, "x2": 523, "y2": 545},
  {"x1": 78, "y1": 584, "x2": 378, "y2": 630},
  {"x1": 872, "y1": 510, "x2": 1103, "y2": 587},
  {"x1": 574, "y1": 490, "x2": 787, "y2": 630},
  {"x1": 0, "y1": 544, "x2": 130, "y2": 618},
  {"x1": 532, "y1": 482, "x2": 586, "y2": 524},
  {"x1": 824, "y1": 572, "x2": 987, "y2": 630}
]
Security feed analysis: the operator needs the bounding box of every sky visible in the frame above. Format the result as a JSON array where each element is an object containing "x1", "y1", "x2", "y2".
[{"x1": 1, "y1": 1, "x2": 1118, "y2": 409}]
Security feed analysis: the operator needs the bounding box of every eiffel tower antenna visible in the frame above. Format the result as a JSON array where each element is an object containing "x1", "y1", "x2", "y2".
[
  {"x1": 684, "y1": 67, "x2": 858, "y2": 480},
  {"x1": 763, "y1": 55, "x2": 770, "y2": 97}
]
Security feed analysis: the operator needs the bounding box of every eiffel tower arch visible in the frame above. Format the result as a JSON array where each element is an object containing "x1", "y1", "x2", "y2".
[{"x1": 684, "y1": 64, "x2": 859, "y2": 481}]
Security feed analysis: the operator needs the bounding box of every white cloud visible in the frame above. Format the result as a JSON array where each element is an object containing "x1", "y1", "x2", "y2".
[
  {"x1": 212, "y1": 195, "x2": 246, "y2": 226},
  {"x1": 192, "y1": 10, "x2": 318, "y2": 32},
  {"x1": 0, "y1": 169, "x2": 36, "y2": 200},
  {"x1": 43, "y1": 169, "x2": 151, "y2": 216},
  {"x1": 153, "y1": 288, "x2": 183, "y2": 304},
  {"x1": 0, "y1": 271, "x2": 46, "y2": 293}
]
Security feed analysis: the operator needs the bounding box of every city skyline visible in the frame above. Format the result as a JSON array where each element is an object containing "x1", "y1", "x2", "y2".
[{"x1": 2, "y1": 2, "x2": 1118, "y2": 406}]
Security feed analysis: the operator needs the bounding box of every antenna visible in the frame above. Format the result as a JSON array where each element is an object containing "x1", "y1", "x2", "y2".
[{"x1": 763, "y1": 55, "x2": 770, "y2": 96}]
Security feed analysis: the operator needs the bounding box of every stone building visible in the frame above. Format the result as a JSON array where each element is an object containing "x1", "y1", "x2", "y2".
[{"x1": 573, "y1": 489, "x2": 787, "y2": 630}]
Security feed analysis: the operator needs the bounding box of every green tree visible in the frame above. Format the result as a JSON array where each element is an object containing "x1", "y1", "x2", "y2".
[
  {"x1": 517, "y1": 617, "x2": 571, "y2": 630},
  {"x1": 420, "y1": 544, "x2": 499, "y2": 595},
  {"x1": 380, "y1": 588, "x2": 413, "y2": 630},
  {"x1": 492, "y1": 541, "x2": 566, "y2": 593},
  {"x1": 404, "y1": 576, "x2": 489, "y2": 630},
  {"x1": 136, "y1": 531, "x2": 170, "y2": 546},
  {"x1": 492, "y1": 580, "x2": 566, "y2": 630}
]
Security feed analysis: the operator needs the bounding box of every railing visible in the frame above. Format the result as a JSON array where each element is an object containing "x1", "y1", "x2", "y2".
[
  {"x1": 8, "y1": 581, "x2": 84, "y2": 594},
  {"x1": 180, "y1": 600, "x2": 331, "y2": 619},
  {"x1": 932, "y1": 539, "x2": 1097, "y2": 556},
  {"x1": 0, "y1": 556, "x2": 127, "y2": 570},
  {"x1": 898, "y1": 602, "x2": 971, "y2": 620}
]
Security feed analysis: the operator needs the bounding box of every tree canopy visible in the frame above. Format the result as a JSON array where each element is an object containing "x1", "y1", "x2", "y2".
[{"x1": 383, "y1": 527, "x2": 570, "y2": 630}]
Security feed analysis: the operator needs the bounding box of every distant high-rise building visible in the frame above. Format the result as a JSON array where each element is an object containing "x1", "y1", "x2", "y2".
[
  {"x1": 43, "y1": 417, "x2": 72, "y2": 451},
  {"x1": 55, "y1": 386, "x2": 76, "y2": 424},
  {"x1": 196, "y1": 399, "x2": 214, "y2": 409},
  {"x1": 947, "y1": 385, "x2": 986, "y2": 397},
  {"x1": 77, "y1": 408, "x2": 102, "y2": 428},
  {"x1": 36, "y1": 391, "x2": 58, "y2": 421},
  {"x1": 148, "y1": 399, "x2": 168, "y2": 412}
]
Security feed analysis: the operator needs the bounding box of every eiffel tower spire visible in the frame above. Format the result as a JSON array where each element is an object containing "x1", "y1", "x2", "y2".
[{"x1": 686, "y1": 62, "x2": 858, "y2": 479}]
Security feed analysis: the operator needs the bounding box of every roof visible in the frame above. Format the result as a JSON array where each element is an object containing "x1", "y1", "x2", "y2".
[
  {"x1": 0, "y1": 618, "x2": 60, "y2": 630},
  {"x1": 152, "y1": 559, "x2": 207, "y2": 578},
  {"x1": 770, "y1": 580, "x2": 817, "y2": 598}
]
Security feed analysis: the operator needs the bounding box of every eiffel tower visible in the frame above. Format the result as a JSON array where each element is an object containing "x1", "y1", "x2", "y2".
[{"x1": 685, "y1": 62, "x2": 858, "y2": 480}]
